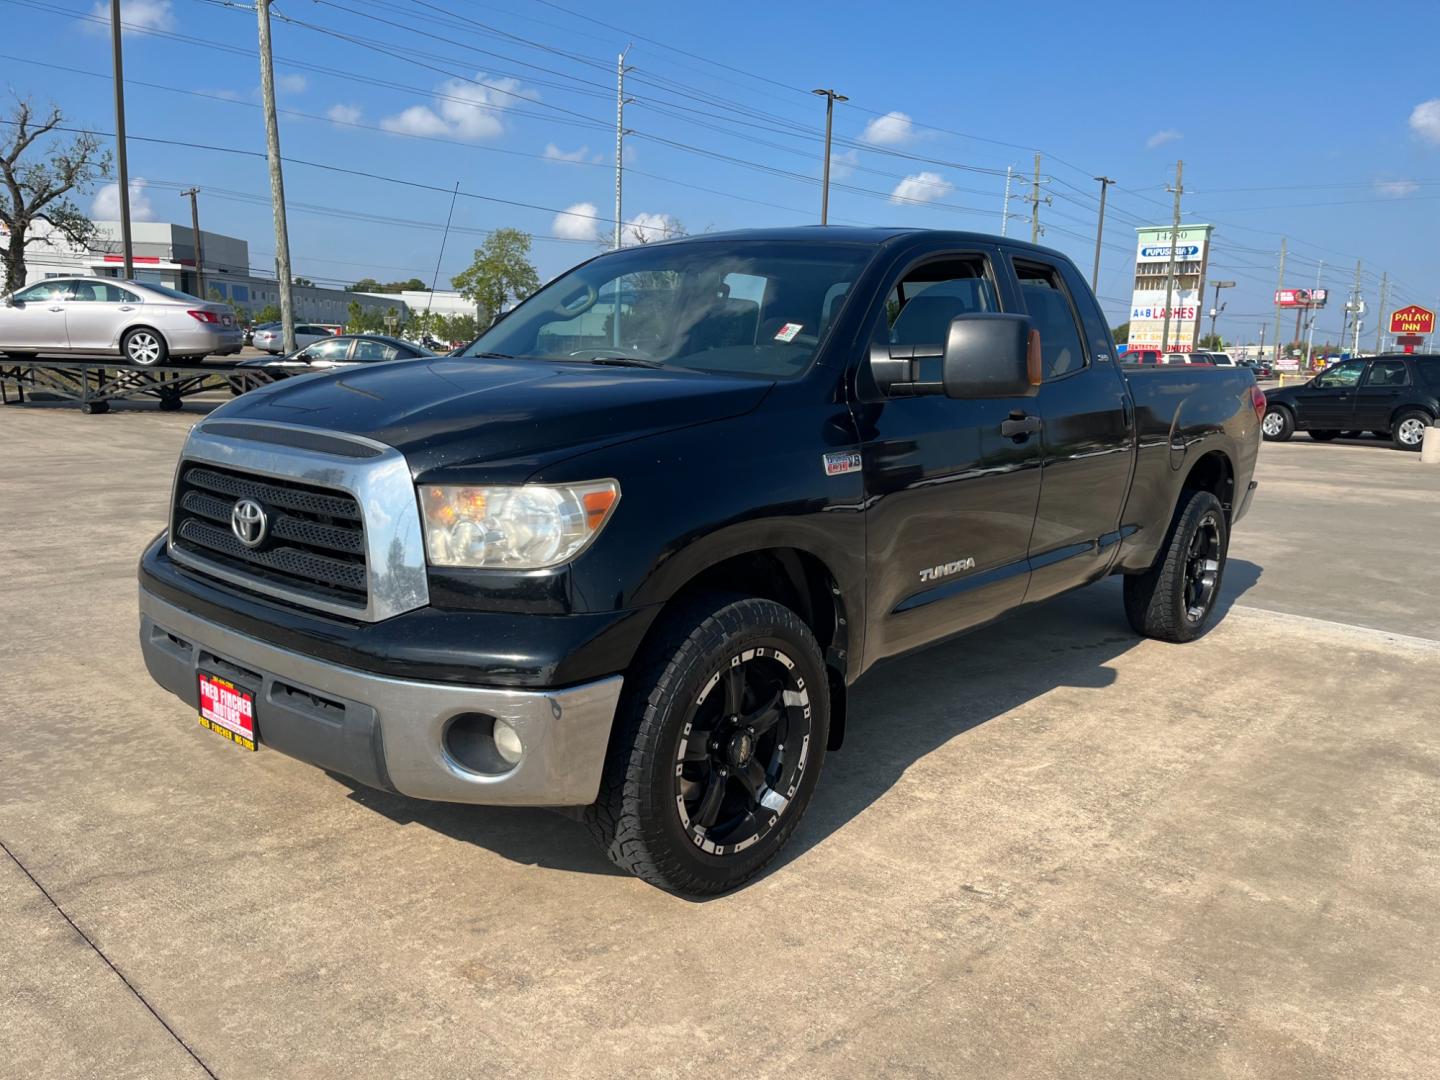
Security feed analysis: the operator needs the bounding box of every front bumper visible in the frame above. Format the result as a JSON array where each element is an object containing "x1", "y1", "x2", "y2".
[{"x1": 139, "y1": 586, "x2": 623, "y2": 806}]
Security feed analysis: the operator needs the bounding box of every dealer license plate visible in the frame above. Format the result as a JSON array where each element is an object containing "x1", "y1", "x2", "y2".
[{"x1": 197, "y1": 671, "x2": 257, "y2": 751}]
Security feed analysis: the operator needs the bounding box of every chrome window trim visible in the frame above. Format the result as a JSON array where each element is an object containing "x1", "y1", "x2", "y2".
[{"x1": 168, "y1": 419, "x2": 428, "y2": 622}]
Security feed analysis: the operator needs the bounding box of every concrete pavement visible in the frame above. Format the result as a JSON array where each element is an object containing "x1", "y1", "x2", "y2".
[{"x1": 1, "y1": 407, "x2": 1437, "y2": 1079}]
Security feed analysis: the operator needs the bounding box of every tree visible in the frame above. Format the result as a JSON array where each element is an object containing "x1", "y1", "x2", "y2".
[
  {"x1": 0, "y1": 99, "x2": 111, "y2": 293},
  {"x1": 256, "y1": 303, "x2": 281, "y2": 324},
  {"x1": 1198, "y1": 332, "x2": 1223, "y2": 350},
  {"x1": 1111, "y1": 322, "x2": 1130, "y2": 344},
  {"x1": 294, "y1": 276, "x2": 314, "y2": 287},
  {"x1": 451, "y1": 228, "x2": 539, "y2": 324},
  {"x1": 347, "y1": 276, "x2": 426, "y2": 294}
]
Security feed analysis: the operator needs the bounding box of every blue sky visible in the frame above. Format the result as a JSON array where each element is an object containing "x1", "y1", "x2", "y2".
[{"x1": 5, "y1": 0, "x2": 1439, "y2": 342}]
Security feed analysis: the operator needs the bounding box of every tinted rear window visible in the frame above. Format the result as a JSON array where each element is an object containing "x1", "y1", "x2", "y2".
[{"x1": 1415, "y1": 357, "x2": 1440, "y2": 390}]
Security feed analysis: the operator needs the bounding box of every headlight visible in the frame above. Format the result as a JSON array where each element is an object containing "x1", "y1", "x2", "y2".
[{"x1": 419, "y1": 481, "x2": 620, "y2": 569}]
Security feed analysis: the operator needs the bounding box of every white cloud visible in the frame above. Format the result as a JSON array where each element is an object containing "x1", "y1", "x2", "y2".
[
  {"x1": 92, "y1": 178, "x2": 157, "y2": 222},
  {"x1": 276, "y1": 73, "x2": 308, "y2": 95},
  {"x1": 327, "y1": 103, "x2": 362, "y2": 126},
  {"x1": 543, "y1": 143, "x2": 599, "y2": 164},
  {"x1": 1409, "y1": 99, "x2": 1440, "y2": 145},
  {"x1": 860, "y1": 111, "x2": 914, "y2": 146},
  {"x1": 552, "y1": 201, "x2": 601, "y2": 242},
  {"x1": 889, "y1": 171, "x2": 953, "y2": 204},
  {"x1": 1146, "y1": 129, "x2": 1182, "y2": 149},
  {"x1": 1375, "y1": 178, "x2": 1419, "y2": 198},
  {"x1": 381, "y1": 74, "x2": 534, "y2": 142},
  {"x1": 829, "y1": 148, "x2": 858, "y2": 180},
  {"x1": 87, "y1": 0, "x2": 173, "y2": 33},
  {"x1": 625, "y1": 212, "x2": 681, "y2": 244}
]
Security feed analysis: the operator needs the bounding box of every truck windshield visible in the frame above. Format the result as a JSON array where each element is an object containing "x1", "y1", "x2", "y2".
[{"x1": 459, "y1": 240, "x2": 872, "y2": 378}]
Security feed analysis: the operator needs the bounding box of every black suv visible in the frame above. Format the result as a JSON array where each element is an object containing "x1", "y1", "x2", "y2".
[{"x1": 1261, "y1": 354, "x2": 1440, "y2": 450}]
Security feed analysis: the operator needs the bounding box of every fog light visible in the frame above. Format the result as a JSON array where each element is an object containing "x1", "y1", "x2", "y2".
[{"x1": 493, "y1": 718, "x2": 524, "y2": 765}]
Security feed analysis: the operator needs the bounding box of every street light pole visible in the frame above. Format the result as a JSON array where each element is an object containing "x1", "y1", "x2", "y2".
[
  {"x1": 1208, "y1": 279, "x2": 1235, "y2": 342},
  {"x1": 812, "y1": 88, "x2": 847, "y2": 226},
  {"x1": 1091, "y1": 176, "x2": 1115, "y2": 290},
  {"x1": 109, "y1": 0, "x2": 134, "y2": 279}
]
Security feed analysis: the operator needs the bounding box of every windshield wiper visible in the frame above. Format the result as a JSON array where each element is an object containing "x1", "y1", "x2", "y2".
[
  {"x1": 579, "y1": 355, "x2": 665, "y2": 369},
  {"x1": 468, "y1": 351, "x2": 516, "y2": 359}
]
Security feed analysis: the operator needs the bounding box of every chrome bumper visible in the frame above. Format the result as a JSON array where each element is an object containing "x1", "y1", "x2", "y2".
[{"x1": 138, "y1": 587, "x2": 623, "y2": 806}]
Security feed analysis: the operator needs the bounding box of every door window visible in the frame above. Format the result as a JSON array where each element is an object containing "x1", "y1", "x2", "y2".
[
  {"x1": 1362, "y1": 360, "x2": 1408, "y2": 387},
  {"x1": 351, "y1": 338, "x2": 400, "y2": 362},
  {"x1": 299, "y1": 337, "x2": 352, "y2": 361},
  {"x1": 1012, "y1": 260, "x2": 1088, "y2": 379},
  {"x1": 12, "y1": 281, "x2": 70, "y2": 302},
  {"x1": 1313, "y1": 360, "x2": 1365, "y2": 388},
  {"x1": 876, "y1": 255, "x2": 1000, "y2": 385}
]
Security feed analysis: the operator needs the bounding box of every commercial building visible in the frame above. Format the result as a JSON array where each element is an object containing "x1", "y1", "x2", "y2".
[
  {"x1": 3, "y1": 219, "x2": 472, "y2": 326},
  {"x1": 1127, "y1": 224, "x2": 1214, "y2": 354}
]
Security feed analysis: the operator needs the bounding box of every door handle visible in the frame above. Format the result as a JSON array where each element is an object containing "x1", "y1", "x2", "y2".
[
  {"x1": 1000, "y1": 413, "x2": 1042, "y2": 438},
  {"x1": 48, "y1": 306, "x2": 64, "y2": 312},
  {"x1": 118, "y1": 305, "x2": 134, "y2": 312}
]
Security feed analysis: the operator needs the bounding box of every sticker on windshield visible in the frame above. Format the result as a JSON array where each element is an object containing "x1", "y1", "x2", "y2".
[{"x1": 774, "y1": 322, "x2": 804, "y2": 343}]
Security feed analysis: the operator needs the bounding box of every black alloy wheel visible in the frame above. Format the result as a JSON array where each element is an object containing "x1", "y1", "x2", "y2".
[
  {"x1": 1182, "y1": 508, "x2": 1223, "y2": 625},
  {"x1": 675, "y1": 647, "x2": 813, "y2": 857}
]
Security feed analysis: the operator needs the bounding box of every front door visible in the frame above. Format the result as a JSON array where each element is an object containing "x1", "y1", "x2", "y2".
[
  {"x1": 1351, "y1": 358, "x2": 1409, "y2": 431},
  {"x1": 856, "y1": 249, "x2": 1043, "y2": 664},
  {"x1": 1295, "y1": 359, "x2": 1365, "y2": 428},
  {"x1": 0, "y1": 280, "x2": 72, "y2": 350},
  {"x1": 1000, "y1": 250, "x2": 1135, "y2": 603}
]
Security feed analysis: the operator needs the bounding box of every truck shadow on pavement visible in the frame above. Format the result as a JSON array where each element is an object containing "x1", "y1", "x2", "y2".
[{"x1": 332, "y1": 559, "x2": 1263, "y2": 891}]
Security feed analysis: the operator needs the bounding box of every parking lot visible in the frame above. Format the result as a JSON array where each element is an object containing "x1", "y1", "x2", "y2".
[{"x1": 2, "y1": 406, "x2": 1438, "y2": 1079}]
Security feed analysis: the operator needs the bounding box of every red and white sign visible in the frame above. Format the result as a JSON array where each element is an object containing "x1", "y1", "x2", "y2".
[
  {"x1": 1274, "y1": 288, "x2": 1329, "y2": 309},
  {"x1": 1388, "y1": 305, "x2": 1435, "y2": 336},
  {"x1": 198, "y1": 673, "x2": 256, "y2": 751}
]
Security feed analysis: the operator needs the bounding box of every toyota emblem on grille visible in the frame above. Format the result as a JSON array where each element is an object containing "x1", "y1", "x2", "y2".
[{"x1": 230, "y1": 498, "x2": 269, "y2": 548}]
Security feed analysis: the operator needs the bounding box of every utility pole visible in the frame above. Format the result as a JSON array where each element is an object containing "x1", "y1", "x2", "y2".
[
  {"x1": 1028, "y1": 153, "x2": 1047, "y2": 243},
  {"x1": 1338, "y1": 259, "x2": 1361, "y2": 357},
  {"x1": 1272, "y1": 238, "x2": 1286, "y2": 370},
  {"x1": 1304, "y1": 260, "x2": 1323, "y2": 367},
  {"x1": 1160, "y1": 160, "x2": 1183, "y2": 354},
  {"x1": 614, "y1": 46, "x2": 632, "y2": 248},
  {"x1": 1091, "y1": 176, "x2": 1115, "y2": 289},
  {"x1": 812, "y1": 88, "x2": 848, "y2": 226},
  {"x1": 256, "y1": 0, "x2": 295, "y2": 352},
  {"x1": 109, "y1": 0, "x2": 134, "y2": 278},
  {"x1": 1350, "y1": 260, "x2": 1364, "y2": 355},
  {"x1": 1001, "y1": 165, "x2": 1014, "y2": 237},
  {"x1": 1258, "y1": 323, "x2": 1266, "y2": 363},
  {"x1": 1374, "y1": 272, "x2": 1388, "y2": 353},
  {"x1": 181, "y1": 188, "x2": 204, "y2": 297}
]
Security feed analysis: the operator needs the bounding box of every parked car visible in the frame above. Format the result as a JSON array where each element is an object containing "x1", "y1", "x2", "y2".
[
  {"x1": 235, "y1": 334, "x2": 435, "y2": 382},
  {"x1": 0, "y1": 277, "x2": 241, "y2": 365},
  {"x1": 252, "y1": 323, "x2": 337, "y2": 354},
  {"x1": 1120, "y1": 348, "x2": 1162, "y2": 365},
  {"x1": 1205, "y1": 351, "x2": 1237, "y2": 367},
  {"x1": 137, "y1": 226, "x2": 1261, "y2": 896},
  {"x1": 1238, "y1": 358, "x2": 1273, "y2": 378},
  {"x1": 243, "y1": 321, "x2": 278, "y2": 347},
  {"x1": 1262, "y1": 354, "x2": 1439, "y2": 450}
]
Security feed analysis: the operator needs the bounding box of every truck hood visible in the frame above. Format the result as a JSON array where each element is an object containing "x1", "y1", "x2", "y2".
[{"x1": 211, "y1": 357, "x2": 774, "y2": 478}]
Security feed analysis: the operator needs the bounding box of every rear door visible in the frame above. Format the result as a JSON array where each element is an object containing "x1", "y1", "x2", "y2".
[
  {"x1": 858, "y1": 247, "x2": 1043, "y2": 663},
  {"x1": 63, "y1": 281, "x2": 140, "y2": 351},
  {"x1": 1351, "y1": 358, "x2": 1409, "y2": 430},
  {"x1": 1000, "y1": 250, "x2": 1135, "y2": 602},
  {"x1": 1295, "y1": 359, "x2": 1365, "y2": 428}
]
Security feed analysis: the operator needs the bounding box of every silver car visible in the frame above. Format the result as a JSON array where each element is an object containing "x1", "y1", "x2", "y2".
[
  {"x1": 0, "y1": 277, "x2": 242, "y2": 366},
  {"x1": 252, "y1": 323, "x2": 336, "y2": 354}
]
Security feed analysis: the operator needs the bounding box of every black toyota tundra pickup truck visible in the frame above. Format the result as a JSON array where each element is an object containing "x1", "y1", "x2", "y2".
[{"x1": 138, "y1": 228, "x2": 1262, "y2": 895}]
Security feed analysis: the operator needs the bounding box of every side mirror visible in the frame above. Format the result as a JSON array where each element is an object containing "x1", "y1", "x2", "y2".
[
  {"x1": 3, "y1": 295, "x2": 15, "y2": 307},
  {"x1": 942, "y1": 313, "x2": 1040, "y2": 399}
]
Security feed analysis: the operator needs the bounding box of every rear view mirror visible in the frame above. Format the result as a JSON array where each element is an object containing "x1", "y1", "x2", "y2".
[{"x1": 942, "y1": 313, "x2": 1039, "y2": 399}]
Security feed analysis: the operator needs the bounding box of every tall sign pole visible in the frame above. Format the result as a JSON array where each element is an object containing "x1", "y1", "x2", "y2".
[
  {"x1": 109, "y1": 0, "x2": 134, "y2": 278},
  {"x1": 1160, "y1": 160, "x2": 1183, "y2": 353},
  {"x1": 256, "y1": 0, "x2": 296, "y2": 352},
  {"x1": 1091, "y1": 176, "x2": 1115, "y2": 289}
]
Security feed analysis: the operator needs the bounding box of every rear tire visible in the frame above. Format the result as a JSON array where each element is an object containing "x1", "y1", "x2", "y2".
[
  {"x1": 1261, "y1": 406, "x2": 1294, "y2": 441},
  {"x1": 585, "y1": 594, "x2": 828, "y2": 896},
  {"x1": 1309, "y1": 429, "x2": 1340, "y2": 441},
  {"x1": 1124, "y1": 490, "x2": 1229, "y2": 644},
  {"x1": 122, "y1": 327, "x2": 168, "y2": 367},
  {"x1": 1392, "y1": 410, "x2": 1431, "y2": 452}
]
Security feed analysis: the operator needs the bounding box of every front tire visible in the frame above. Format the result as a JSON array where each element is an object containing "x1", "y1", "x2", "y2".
[
  {"x1": 122, "y1": 328, "x2": 168, "y2": 367},
  {"x1": 1392, "y1": 409, "x2": 1431, "y2": 452},
  {"x1": 586, "y1": 595, "x2": 829, "y2": 896},
  {"x1": 1124, "y1": 490, "x2": 1229, "y2": 644},
  {"x1": 1261, "y1": 406, "x2": 1294, "y2": 441}
]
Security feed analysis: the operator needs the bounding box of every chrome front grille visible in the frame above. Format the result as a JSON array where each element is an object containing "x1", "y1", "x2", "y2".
[{"x1": 166, "y1": 420, "x2": 430, "y2": 622}]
